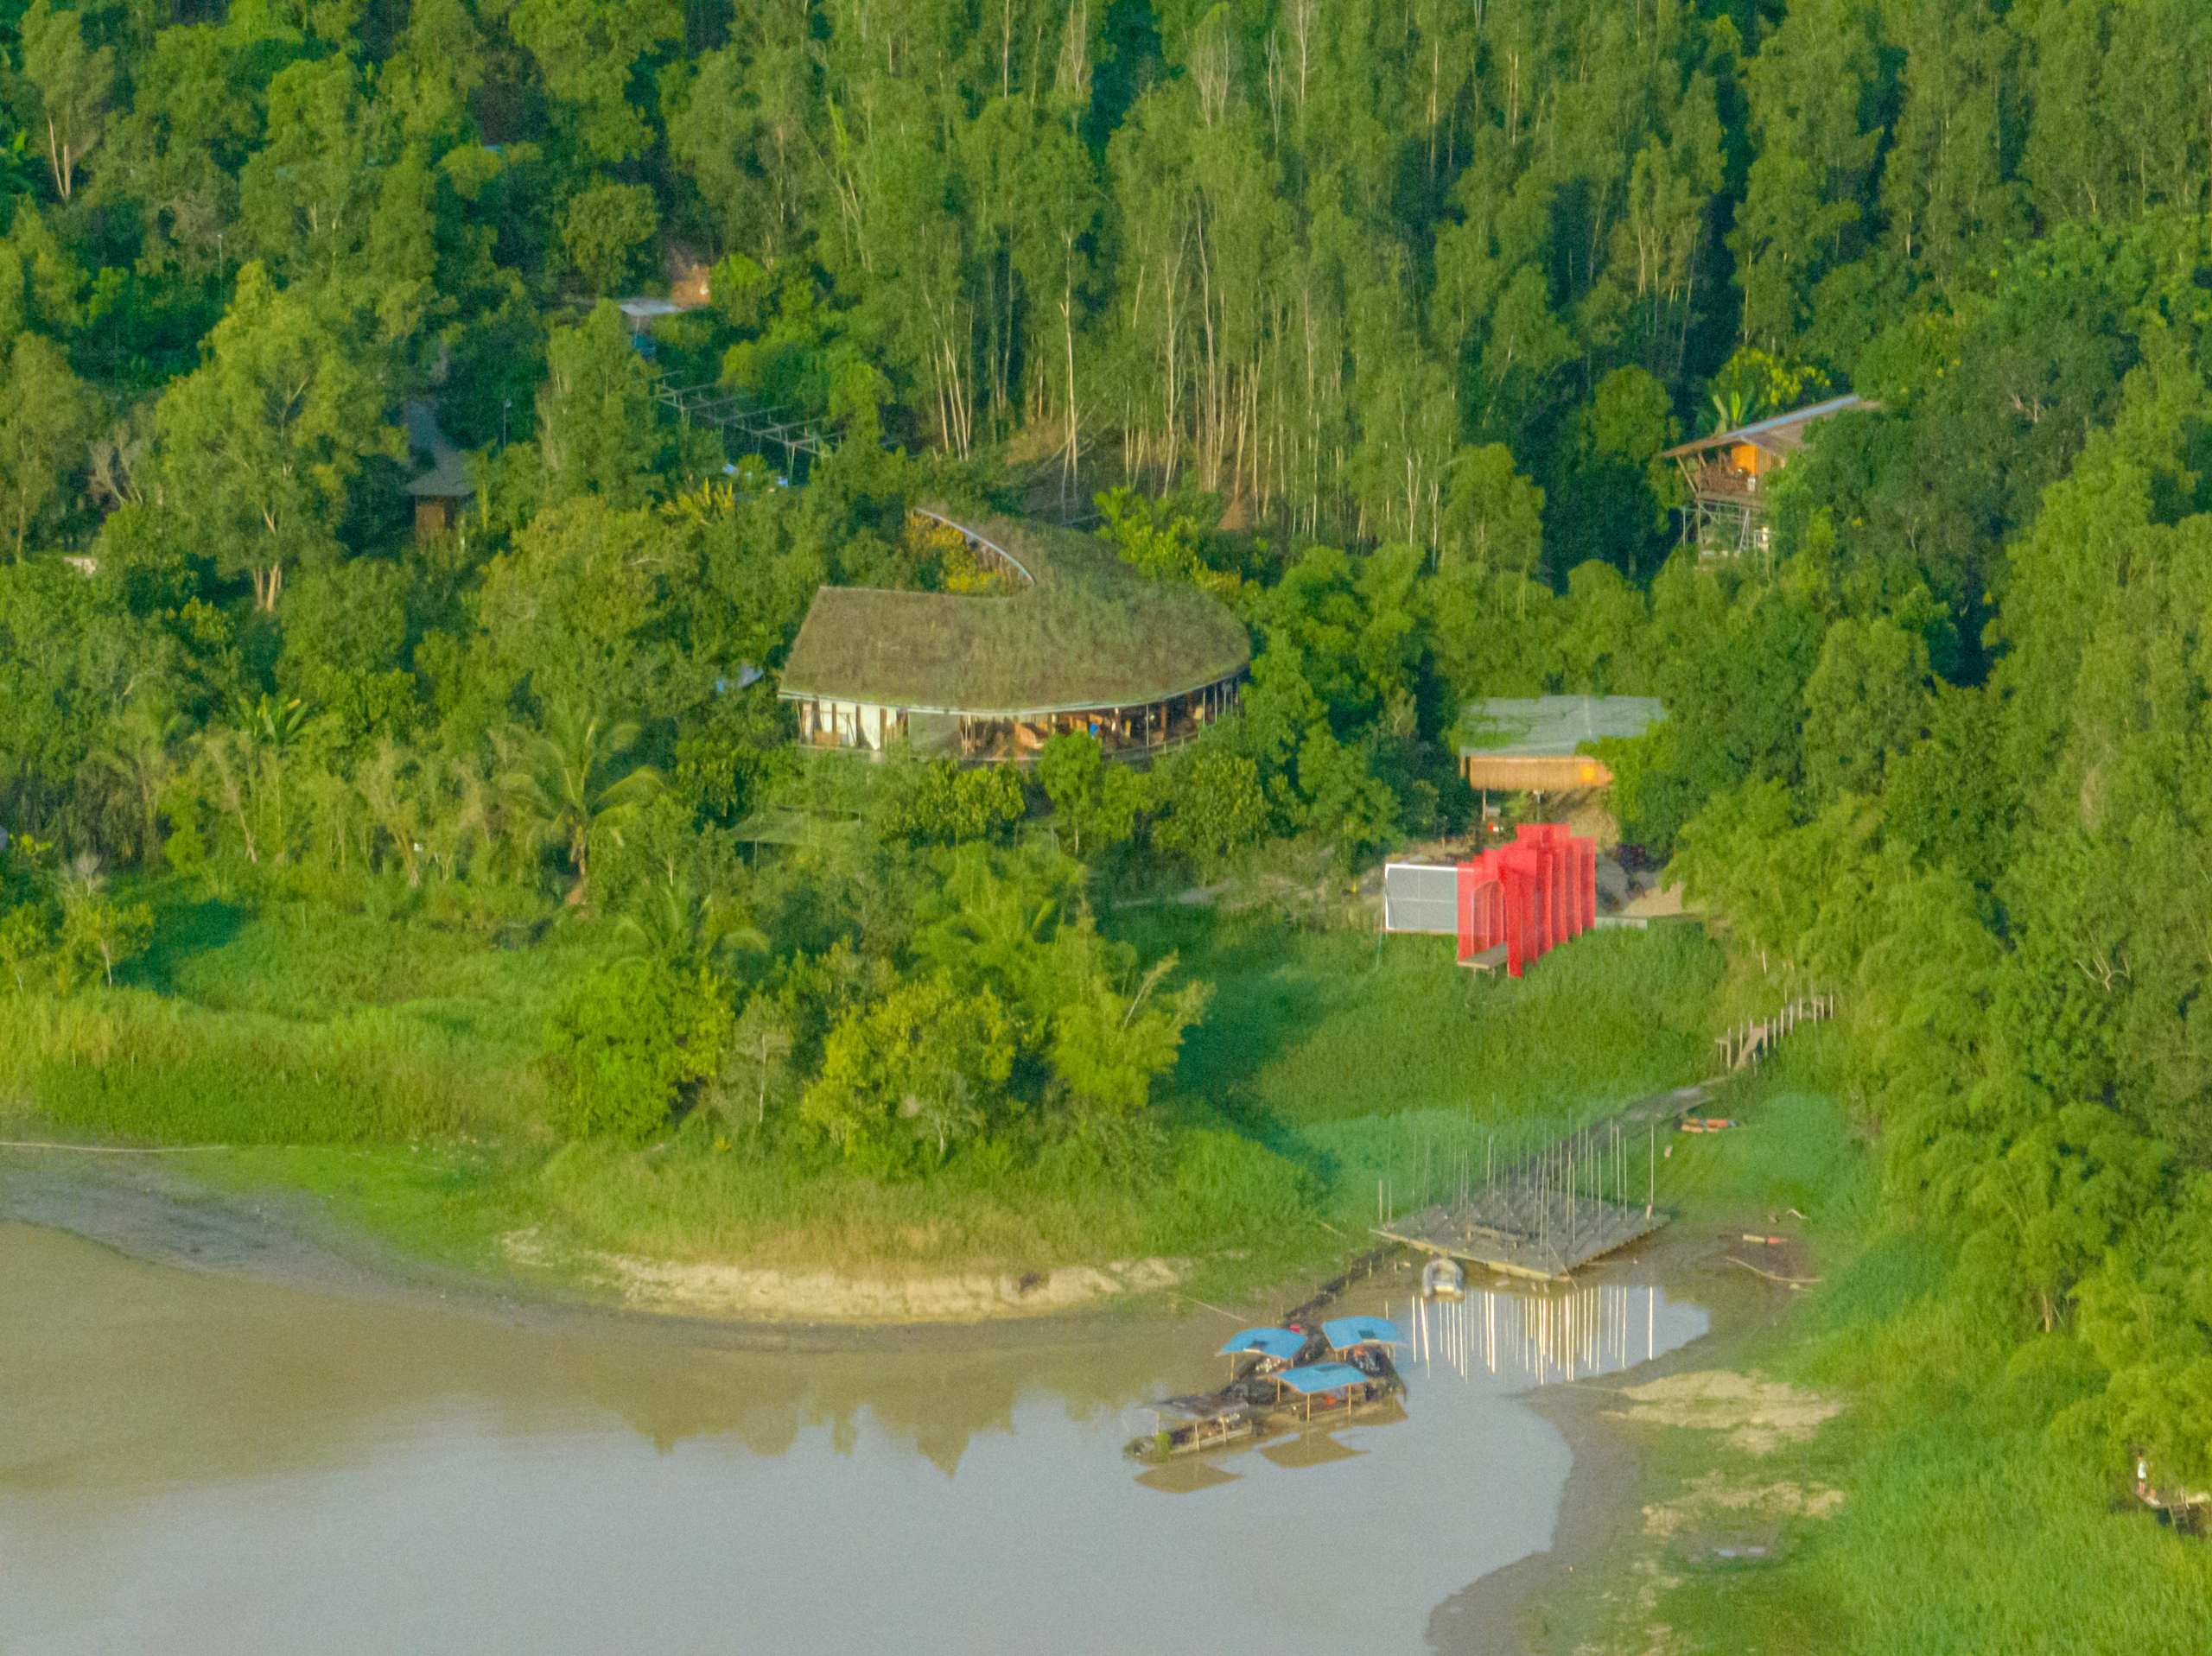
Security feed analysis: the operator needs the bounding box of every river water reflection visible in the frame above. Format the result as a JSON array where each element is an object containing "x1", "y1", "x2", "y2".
[{"x1": 2, "y1": 1224, "x2": 1706, "y2": 1654}]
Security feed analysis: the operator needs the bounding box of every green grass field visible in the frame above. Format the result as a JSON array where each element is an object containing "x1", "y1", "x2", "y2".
[
  {"x1": 3, "y1": 885, "x2": 1726, "y2": 1294},
  {"x1": 1119, "y1": 908, "x2": 1724, "y2": 1228}
]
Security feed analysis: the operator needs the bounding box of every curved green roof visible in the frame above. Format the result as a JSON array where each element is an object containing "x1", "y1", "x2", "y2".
[{"x1": 777, "y1": 514, "x2": 1250, "y2": 716}]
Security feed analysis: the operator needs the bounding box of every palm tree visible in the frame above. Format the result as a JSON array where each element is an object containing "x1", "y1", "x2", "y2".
[
  {"x1": 232, "y1": 693, "x2": 310, "y2": 748},
  {"x1": 499, "y1": 701, "x2": 663, "y2": 907},
  {"x1": 192, "y1": 695, "x2": 311, "y2": 866},
  {"x1": 1707, "y1": 385, "x2": 1758, "y2": 437},
  {"x1": 89, "y1": 707, "x2": 181, "y2": 869},
  {"x1": 615, "y1": 872, "x2": 765, "y2": 974}
]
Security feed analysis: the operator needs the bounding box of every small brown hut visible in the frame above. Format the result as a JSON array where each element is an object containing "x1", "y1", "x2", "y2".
[
  {"x1": 404, "y1": 401, "x2": 474, "y2": 537},
  {"x1": 1457, "y1": 695, "x2": 1665, "y2": 792}
]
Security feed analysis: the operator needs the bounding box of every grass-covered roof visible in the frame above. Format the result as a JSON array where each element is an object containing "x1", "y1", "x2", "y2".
[{"x1": 778, "y1": 514, "x2": 1250, "y2": 716}]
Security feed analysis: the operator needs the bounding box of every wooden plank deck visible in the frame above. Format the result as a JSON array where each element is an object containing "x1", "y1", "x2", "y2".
[
  {"x1": 1374, "y1": 1082, "x2": 1719, "y2": 1280},
  {"x1": 1376, "y1": 1190, "x2": 1666, "y2": 1279}
]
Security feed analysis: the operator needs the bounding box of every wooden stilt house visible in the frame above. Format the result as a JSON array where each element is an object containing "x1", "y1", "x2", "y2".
[{"x1": 1661, "y1": 394, "x2": 1871, "y2": 559}]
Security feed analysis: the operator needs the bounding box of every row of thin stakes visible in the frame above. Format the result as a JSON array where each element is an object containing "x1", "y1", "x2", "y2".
[{"x1": 1714, "y1": 993, "x2": 1835, "y2": 1074}]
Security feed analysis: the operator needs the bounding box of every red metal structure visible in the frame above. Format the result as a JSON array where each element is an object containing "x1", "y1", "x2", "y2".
[{"x1": 1454, "y1": 824, "x2": 1596, "y2": 977}]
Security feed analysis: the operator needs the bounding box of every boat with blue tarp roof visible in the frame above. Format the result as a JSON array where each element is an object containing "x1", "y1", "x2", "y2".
[
  {"x1": 1321, "y1": 1317, "x2": 1405, "y2": 1381},
  {"x1": 1128, "y1": 1320, "x2": 1407, "y2": 1460},
  {"x1": 1218, "y1": 1327, "x2": 1310, "y2": 1364}
]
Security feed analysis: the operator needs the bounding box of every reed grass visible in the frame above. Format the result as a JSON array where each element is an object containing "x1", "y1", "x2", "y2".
[
  {"x1": 0, "y1": 989, "x2": 544, "y2": 1145},
  {"x1": 527, "y1": 1138, "x2": 1151, "y2": 1270},
  {"x1": 1114, "y1": 908, "x2": 1723, "y2": 1228},
  {"x1": 0, "y1": 891, "x2": 588, "y2": 1147},
  {"x1": 139, "y1": 896, "x2": 587, "y2": 1053},
  {"x1": 1654, "y1": 1029, "x2": 1879, "y2": 1239},
  {"x1": 495, "y1": 1122, "x2": 1325, "y2": 1282}
]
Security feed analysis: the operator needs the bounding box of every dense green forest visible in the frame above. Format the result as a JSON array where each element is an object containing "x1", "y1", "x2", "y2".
[{"x1": 7, "y1": 1, "x2": 2212, "y2": 1615}]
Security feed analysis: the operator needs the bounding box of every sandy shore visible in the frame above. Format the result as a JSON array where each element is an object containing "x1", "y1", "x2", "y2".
[
  {"x1": 0, "y1": 1141, "x2": 1193, "y2": 1336},
  {"x1": 501, "y1": 1222, "x2": 1188, "y2": 1322}
]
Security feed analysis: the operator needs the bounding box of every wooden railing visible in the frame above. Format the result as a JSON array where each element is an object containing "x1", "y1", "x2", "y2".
[{"x1": 1714, "y1": 992, "x2": 1835, "y2": 1074}]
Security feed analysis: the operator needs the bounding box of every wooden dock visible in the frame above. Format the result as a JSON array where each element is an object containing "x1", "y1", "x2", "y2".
[
  {"x1": 1374, "y1": 1082, "x2": 1714, "y2": 1280},
  {"x1": 1376, "y1": 1188, "x2": 1665, "y2": 1279},
  {"x1": 1370, "y1": 992, "x2": 1839, "y2": 1283}
]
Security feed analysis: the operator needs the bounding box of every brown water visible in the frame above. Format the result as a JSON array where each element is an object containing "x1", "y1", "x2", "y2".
[{"x1": 0, "y1": 1223, "x2": 1707, "y2": 1654}]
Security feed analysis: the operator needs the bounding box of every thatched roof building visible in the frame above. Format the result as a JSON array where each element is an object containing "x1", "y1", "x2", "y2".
[{"x1": 779, "y1": 511, "x2": 1250, "y2": 763}]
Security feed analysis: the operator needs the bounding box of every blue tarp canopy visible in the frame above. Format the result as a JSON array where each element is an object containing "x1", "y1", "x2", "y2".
[
  {"x1": 1217, "y1": 1328, "x2": 1307, "y2": 1361},
  {"x1": 1275, "y1": 1363, "x2": 1371, "y2": 1396},
  {"x1": 1323, "y1": 1317, "x2": 1403, "y2": 1350}
]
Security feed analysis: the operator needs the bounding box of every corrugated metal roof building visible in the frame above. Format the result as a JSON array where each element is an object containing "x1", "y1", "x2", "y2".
[{"x1": 1458, "y1": 695, "x2": 1664, "y2": 792}]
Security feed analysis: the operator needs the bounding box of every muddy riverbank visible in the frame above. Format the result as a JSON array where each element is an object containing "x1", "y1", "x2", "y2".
[
  {"x1": 1426, "y1": 1213, "x2": 1789, "y2": 1653},
  {"x1": 0, "y1": 1140, "x2": 1194, "y2": 1336}
]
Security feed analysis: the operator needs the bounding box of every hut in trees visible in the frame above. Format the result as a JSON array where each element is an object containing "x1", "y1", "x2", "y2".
[
  {"x1": 404, "y1": 401, "x2": 474, "y2": 538},
  {"x1": 1458, "y1": 696, "x2": 1664, "y2": 794},
  {"x1": 1661, "y1": 393, "x2": 1869, "y2": 559},
  {"x1": 778, "y1": 511, "x2": 1250, "y2": 765}
]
